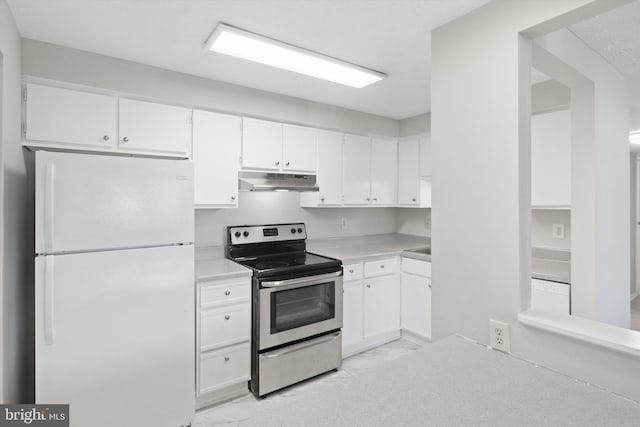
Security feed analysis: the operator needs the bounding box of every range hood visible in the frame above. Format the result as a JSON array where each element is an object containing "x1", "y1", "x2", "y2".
[{"x1": 238, "y1": 171, "x2": 319, "y2": 192}]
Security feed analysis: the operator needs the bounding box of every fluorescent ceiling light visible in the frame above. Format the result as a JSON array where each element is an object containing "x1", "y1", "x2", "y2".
[
  {"x1": 206, "y1": 23, "x2": 386, "y2": 88},
  {"x1": 631, "y1": 131, "x2": 640, "y2": 145}
]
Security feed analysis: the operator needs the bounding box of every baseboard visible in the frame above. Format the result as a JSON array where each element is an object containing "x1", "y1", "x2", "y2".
[
  {"x1": 342, "y1": 330, "x2": 401, "y2": 358},
  {"x1": 196, "y1": 381, "x2": 251, "y2": 410},
  {"x1": 401, "y1": 329, "x2": 431, "y2": 346},
  {"x1": 631, "y1": 290, "x2": 640, "y2": 301}
]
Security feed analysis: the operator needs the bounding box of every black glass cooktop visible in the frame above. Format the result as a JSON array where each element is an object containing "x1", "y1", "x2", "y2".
[{"x1": 235, "y1": 251, "x2": 340, "y2": 274}]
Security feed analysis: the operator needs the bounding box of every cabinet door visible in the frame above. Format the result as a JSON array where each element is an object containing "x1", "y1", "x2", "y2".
[
  {"x1": 401, "y1": 273, "x2": 431, "y2": 340},
  {"x1": 192, "y1": 110, "x2": 241, "y2": 208},
  {"x1": 419, "y1": 134, "x2": 432, "y2": 177},
  {"x1": 118, "y1": 98, "x2": 190, "y2": 156},
  {"x1": 25, "y1": 83, "x2": 116, "y2": 149},
  {"x1": 398, "y1": 137, "x2": 420, "y2": 205},
  {"x1": 370, "y1": 137, "x2": 397, "y2": 205},
  {"x1": 241, "y1": 118, "x2": 282, "y2": 170},
  {"x1": 282, "y1": 124, "x2": 317, "y2": 173},
  {"x1": 317, "y1": 129, "x2": 343, "y2": 205},
  {"x1": 364, "y1": 275, "x2": 400, "y2": 339},
  {"x1": 343, "y1": 134, "x2": 371, "y2": 205},
  {"x1": 342, "y1": 280, "x2": 364, "y2": 355},
  {"x1": 531, "y1": 110, "x2": 571, "y2": 207}
]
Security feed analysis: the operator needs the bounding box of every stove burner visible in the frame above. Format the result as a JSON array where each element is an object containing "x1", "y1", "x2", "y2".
[{"x1": 255, "y1": 260, "x2": 290, "y2": 270}]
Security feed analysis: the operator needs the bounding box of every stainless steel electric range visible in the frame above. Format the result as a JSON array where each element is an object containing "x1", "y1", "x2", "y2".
[{"x1": 226, "y1": 223, "x2": 343, "y2": 397}]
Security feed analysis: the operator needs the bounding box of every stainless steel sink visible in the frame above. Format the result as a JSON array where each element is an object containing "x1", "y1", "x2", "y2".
[{"x1": 407, "y1": 247, "x2": 431, "y2": 255}]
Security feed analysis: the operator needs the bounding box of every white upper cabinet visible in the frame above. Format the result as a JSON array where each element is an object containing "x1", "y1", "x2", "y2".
[
  {"x1": 301, "y1": 129, "x2": 343, "y2": 207},
  {"x1": 118, "y1": 98, "x2": 190, "y2": 157},
  {"x1": 192, "y1": 110, "x2": 241, "y2": 209},
  {"x1": 282, "y1": 124, "x2": 317, "y2": 173},
  {"x1": 371, "y1": 137, "x2": 397, "y2": 205},
  {"x1": 398, "y1": 135, "x2": 432, "y2": 208},
  {"x1": 343, "y1": 134, "x2": 372, "y2": 205},
  {"x1": 241, "y1": 118, "x2": 282, "y2": 171},
  {"x1": 398, "y1": 137, "x2": 420, "y2": 205},
  {"x1": 419, "y1": 134, "x2": 432, "y2": 177},
  {"x1": 531, "y1": 110, "x2": 571, "y2": 208},
  {"x1": 25, "y1": 83, "x2": 117, "y2": 150}
]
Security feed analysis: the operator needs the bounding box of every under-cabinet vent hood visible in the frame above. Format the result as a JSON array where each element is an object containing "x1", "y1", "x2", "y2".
[{"x1": 238, "y1": 171, "x2": 319, "y2": 192}]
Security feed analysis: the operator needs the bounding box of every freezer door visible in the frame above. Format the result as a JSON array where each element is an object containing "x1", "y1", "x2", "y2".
[
  {"x1": 35, "y1": 151, "x2": 194, "y2": 254},
  {"x1": 35, "y1": 245, "x2": 195, "y2": 427}
]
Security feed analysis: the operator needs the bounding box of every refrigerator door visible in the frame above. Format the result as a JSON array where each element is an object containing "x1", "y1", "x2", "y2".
[
  {"x1": 35, "y1": 151, "x2": 194, "y2": 254},
  {"x1": 35, "y1": 245, "x2": 195, "y2": 427}
]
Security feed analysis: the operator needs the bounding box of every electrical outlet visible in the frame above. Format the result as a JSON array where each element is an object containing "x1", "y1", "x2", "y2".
[
  {"x1": 552, "y1": 223, "x2": 565, "y2": 239},
  {"x1": 341, "y1": 218, "x2": 348, "y2": 230},
  {"x1": 489, "y1": 320, "x2": 511, "y2": 353}
]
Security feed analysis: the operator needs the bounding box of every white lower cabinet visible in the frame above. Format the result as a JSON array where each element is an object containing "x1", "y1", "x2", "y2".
[
  {"x1": 196, "y1": 276, "x2": 251, "y2": 408},
  {"x1": 400, "y1": 258, "x2": 432, "y2": 342},
  {"x1": 341, "y1": 258, "x2": 400, "y2": 358}
]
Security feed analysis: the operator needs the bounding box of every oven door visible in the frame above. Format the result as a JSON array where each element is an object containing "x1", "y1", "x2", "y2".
[{"x1": 259, "y1": 271, "x2": 343, "y2": 350}]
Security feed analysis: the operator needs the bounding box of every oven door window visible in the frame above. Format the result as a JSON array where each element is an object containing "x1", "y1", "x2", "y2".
[{"x1": 270, "y1": 281, "x2": 335, "y2": 334}]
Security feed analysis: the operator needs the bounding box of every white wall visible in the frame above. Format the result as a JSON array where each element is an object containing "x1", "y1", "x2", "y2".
[
  {"x1": 532, "y1": 80, "x2": 570, "y2": 113},
  {"x1": 399, "y1": 113, "x2": 430, "y2": 137},
  {"x1": 21, "y1": 40, "x2": 399, "y2": 138},
  {"x1": 431, "y1": 0, "x2": 640, "y2": 402},
  {"x1": 395, "y1": 208, "x2": 430, "y2": 237},
  {"x1": 196, "y1": 192, "x2": 397, "y2": 247},
  {"x1": 0, "y1": 0, "x2": 29, "y2": 403}
]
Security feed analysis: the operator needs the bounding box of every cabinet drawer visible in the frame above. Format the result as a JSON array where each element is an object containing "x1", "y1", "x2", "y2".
[
  {"x1": 200, "y1": 280, "x2": 250, "y2": 309},
  {"x1": 364, "y1": 257, "x2": 398, "y2": 277},
  {"x1": 198, "y1": 342, "x2": 250, "y2": 395},
  {"x1": 402, "y1": 257, "x2": 431, "y2": 277},
  {"x1": 200, "y1": 304, "x2": 251, "y2": 352},
  {"x1": 343, "y1": 263, "x2": 363, "y2": 281}
]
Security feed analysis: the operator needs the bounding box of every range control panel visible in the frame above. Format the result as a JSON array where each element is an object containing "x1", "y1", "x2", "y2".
[{"x1": 228, "y1": 223, "x2": 307, "y2": 245}]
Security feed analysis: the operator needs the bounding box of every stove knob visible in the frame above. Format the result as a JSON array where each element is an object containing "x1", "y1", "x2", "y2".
[
  {"x1": 234, "y1": 231, "x2": 241, "y2": 238},
  {"x1": 297, "y1": 228, "x2": 303, "y2": 234},
  {"x1": 243, "y1": 231, "x2": 249, "y2": 238},
  {"x1": 291, "y1": 228, "x2": 296, "y2": 234}
]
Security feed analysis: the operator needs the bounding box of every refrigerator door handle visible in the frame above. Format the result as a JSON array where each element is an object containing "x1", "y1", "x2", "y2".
[
  {"x1": 44, "y1": 256, "x2": 55, "y2": 345},
  {"x1": 44, "y1": 163, "x2": 55, "y2": 253}
]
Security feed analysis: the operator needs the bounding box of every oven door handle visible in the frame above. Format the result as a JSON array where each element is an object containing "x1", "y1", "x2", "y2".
[
  {"x1": 263, "y1": 332, "x2": 341, "y2": 358},
  {"x1": 261, "y1": 271, "x2": 342, "y2": 288}
]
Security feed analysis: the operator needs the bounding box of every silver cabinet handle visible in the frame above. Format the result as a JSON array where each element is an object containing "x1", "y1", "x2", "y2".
[
  {"x1": 366, "y1": 284, "x2": 371, "y2": 288},
  {"x1": 122, "y1": 137, "x2": 129, "y2": 143},
  {"x1": 412, "y1": 198, "x2": 417, "y2": 202},
  {"x1": 349, "y1": 269, "x2": 354, "y2": 274},
  {"x1": 320, "y1": 197, "x2": 325, "y2": 202},
  {"x1": 366, "y1": 197, "x2": 370, "y2": 201},
  {"x1": 275, "y1": 161, "x2": 280, "y2": 166},
  {"x1": 224, "y1": 290, "x2": 231, "y2": 296},
  {"x1": 224, "y1": 356, "x2": 230, "y2": 362},
  {"x1": 224, "y1": 315, "x2": 230, "y2": 320},
  {"x1": 373, "y1": 198, "x2": 378, "y2": 202},
  {"x1": 428, "y1": 284, "x2": 432, "y2": 289},
  {"x1": 230, "y1": 196, "x2": 236, "y2": 201},
  {"x1": 103, "y1": 135, "x2": 110, "y2": 141},
  {"x1": 380, "y1": 265, "x2": 385, "y2": 269},
  {"x1": 285, "y1": 161, "x2": 290, "y2": 166}
]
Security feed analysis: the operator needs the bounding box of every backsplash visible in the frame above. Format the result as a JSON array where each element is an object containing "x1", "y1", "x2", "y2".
[
  {"x1": 195, "y1": 191, "x2": 397, "y2": 247},
  {"x1": 531, "y1": 209, "x2": 571, "y2": 250},
  {"x1": 396, "y1": 208, "x2": 431, "y2": 237}
]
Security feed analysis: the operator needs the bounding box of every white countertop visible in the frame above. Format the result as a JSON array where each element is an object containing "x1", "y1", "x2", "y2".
[
  {"x1": 307, "y1": 234, "x2": 430, "y2": 263},
  {"x1": 195, "y1": 247, "x2": 251, "y2": 283}
]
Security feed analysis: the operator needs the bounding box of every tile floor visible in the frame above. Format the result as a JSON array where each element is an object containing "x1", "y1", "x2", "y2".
[
  {"x1": 192, "y1": 338, "x2": 423, "y2": 426},
  {"x1": 631, "y1": 295, "x2": 640, "y2": 331}
]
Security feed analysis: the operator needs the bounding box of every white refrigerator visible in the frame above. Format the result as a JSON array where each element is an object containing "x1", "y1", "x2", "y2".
[{"x1": 34, "y1": 151, "x2": 195, "y2": 427}]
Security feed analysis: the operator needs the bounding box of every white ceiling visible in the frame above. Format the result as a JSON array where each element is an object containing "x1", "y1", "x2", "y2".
[
  {"x1": 569, "y1": 0, "x2": 640, "y2": 78},
  {"x1": 7, "y1": 0, "x2": 490, "y2": 120}
]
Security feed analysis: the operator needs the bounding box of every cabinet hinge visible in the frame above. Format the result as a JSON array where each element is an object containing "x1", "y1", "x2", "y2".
[{"x1": 22, "y1": 86, "x2": 27, "y2": 102}]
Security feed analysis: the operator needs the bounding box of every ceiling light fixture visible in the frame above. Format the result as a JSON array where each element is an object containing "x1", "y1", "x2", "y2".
[
  {"x1": 631, "y1": 131, "x2": 640, "y2": 145},
  {"x1": 205, "y1": 23, "x2": 386, "y2": 88}
]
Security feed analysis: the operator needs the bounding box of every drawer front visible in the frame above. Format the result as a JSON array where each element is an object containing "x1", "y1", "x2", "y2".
[
  {"x1": 200, "y1": 304, "x2": 251, "y2": 351},
  {"x1": 343, "y1": 263, "x2": 363, "y2": 281},
  {"x1": 402, "y1": 257, "x2": 431, "y2": 277},
  {"x1": 200, "y1": 280, "x2": 250, "y2": 309},
  {"x1": 198, "y1": 343, "x2": 250, "y2": 395},
  {"x1": 364, "y1": 257, "x2": 398, "y2": 277}
]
